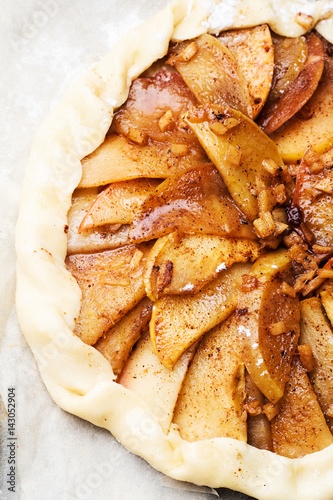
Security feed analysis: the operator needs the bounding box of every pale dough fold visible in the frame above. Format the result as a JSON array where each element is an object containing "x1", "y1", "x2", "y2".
[{"x1": 15, "y1": 1, "x2": 333, "y2": 499}]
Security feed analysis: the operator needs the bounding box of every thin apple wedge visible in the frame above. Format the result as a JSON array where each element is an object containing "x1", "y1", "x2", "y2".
[
  {"x1": 128, "y1": 163, "x2": 255, "y2": 243},
  {"x1": 218, "y1": 24, "x2": 274, "y2": 118},
  {"x1": 266, "y1": 33, "x2": 308, "y2": 107},
  {"x1": 150, "y1": 262, "x2": 251, "y2": 370},
  {"x1": 245, "y1": 371, "x2": 272, "y2": 451},
  {"x1": 67, "y1": 189, "x2": 129, "y2": 255},
  {"x1": 119, "y1": 333, "x2": 197, "y2": 434},
  {"x1": 184, "y1": 106, "x2": 285, "y2": 221},
  {"x1": 237, "y1": 249, "x2": 300, "y2": 403},
  {"x1": 300, "y1": 297, "x2": 333, "y2": 431},
  {"x1": 271, "y1": 358, "x2": 333, "y2": 458},
  {"x1": 320, "y1": 277, "x2": 333, "y2": 327},
  {"x1": 168, "y1": 34, "x2": 253, "y2": 118},
  {"x1": 272, "y1": 37, "x2": 333, "y2": 162},
  {"x1": 258, "y1": 33, "x2": 324, "y2": 135},
  {"x1": 79, "y1": 133, "x2": 206, "y2": 188},
  {"x1": 172, "y1": 312, "x2": 247, "y2": 442},
  {"x1": 292, "y1": 151, "x2": 333, "y2": 246},
  {"x1": 65, "y1": 244, "x2": 151, "y2": 345},
  {"x1": 111, "y1": 71, "x2": 200, "y2": 146},
  {"x1": 144, "y1": 233, "x2": 260, "y2": 300},
  {"x1": 78, "y1": 178, "x2": 161, "y2": 232},
  {"x1": 94, "y1": 297, "x2": 152, "y2": 378}
]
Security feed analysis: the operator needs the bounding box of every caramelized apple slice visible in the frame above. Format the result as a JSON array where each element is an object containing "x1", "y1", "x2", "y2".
[
  {"x1": 67, "y1": 189, "x2": 129, "y2": 255},
  {"x1": 78, "y1": 178, "x2": 161, "y2": 232},
  {"x1": 111, "y1": 71, "x2": 200, "y2": 146},
  {"x1": 129, "y1": 163, "x2": 255, "y2": 243},
  {"x1": 66, "y1": 244, "x2": 151, "y2": 345},
  {"x1": 237, "y1": 249, "x2": 300, "y2": 403},
  {"x1": 184, "y1": 106, "x2": 284, "y2": 221},
  {"x1": 245, "y1": 371, "x2": 272, "y2": 451},
  {"x1": 292, "y1": 151, "x2": 333, "y2": 246},
  {"x1": 145, "y1": 233, "x2": 260, "y2": 300},
  {"x1": 173, "y1": 313, "x2": 247, "y2": 442},
  {"x1": 150, "y1": 262, "x2": 251, "y2": 370},
  {"x1": 94, "y1": 297, "x2": 152, "y2": 378},
  {"x1": 300, "y1": 297, "x2": 333, "y2": 431},
  {"x1": 271, "y1": 358, "x2": 333, "y2": 458},
  {"x1": 320, "y1": 278, "x2": 333, "y2": 327},
  {"x1": 119, "y1": 333, "x2": 196, "y2": 433},
  {"x1": 79, "y1": 134, "x2": 206, "y2": 188},
  {"x1": 267, "y1": 33, "x2": 308, "y2": 106},
  {"x1": 272, "y1": 37, "x2": 333, "y2": 162},
  {"x1": 258, "y1": 33, "x2": 324, "y2": 135},
  {"x1": 168, "y1": 34, "x2": 253, "y2": 118},
  {"x1": 218, "y1": 25, "x2": 274, "y2": 118}
]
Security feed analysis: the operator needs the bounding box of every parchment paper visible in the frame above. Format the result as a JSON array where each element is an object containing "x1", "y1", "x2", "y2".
[{"x1": 0, "y1": 1, "x2": 255, "y2": 499}]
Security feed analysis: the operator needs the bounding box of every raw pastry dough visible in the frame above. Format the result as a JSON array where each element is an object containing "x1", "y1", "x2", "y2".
[{"x1": 16, "y1": 1, "x2": 333, "y2": 498}]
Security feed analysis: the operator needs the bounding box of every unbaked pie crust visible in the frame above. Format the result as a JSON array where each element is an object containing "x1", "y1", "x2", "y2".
[{"x1": 16, "y1": 1, "x2": 333, "y2": 498}]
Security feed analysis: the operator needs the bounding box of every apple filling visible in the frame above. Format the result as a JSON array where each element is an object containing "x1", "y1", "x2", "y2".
[{"x1": 66, "y1": 26, "x2": 333, "y2": 459}]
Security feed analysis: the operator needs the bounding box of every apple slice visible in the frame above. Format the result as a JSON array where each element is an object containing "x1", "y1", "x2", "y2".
[
  {"x1": 78, "y1": 178, "x2": 161, "y2": 232},
  {"x1": 65, "y1": 244, "x2": 151, "y2": 345},
  {"x1": 218, "y1": 24, "x2": 274, "y2": 118},
  {"x1": 144, "y1": 233, "x2": 260, "y2": 300},
  {"x1": 94, "y1": 297, "x2": 152, "y2": 378},
  {"x1": 300, "y1": 297, "x2": 333, "y2": 431},
  {"x1": 184, "y1": 106, "x2": 285, "y2": 221},
  {"x1": 319, "y1": 278, "x2": 333, "y2": 327},
  {"x1": 272, "y1": 37, "x2": 333, "y2": 162},
  {"x1": 267, "y1": 33, "x2": 308, "y2": 106},
  {"x1": 79, "y1": 133, "x2": 206, "y2": 188},
  {"x1": 128, "y1": 163, "x2": 255, "y2": 243},
  {"x1": 245, "y1": 371, "x2": 272, "y2": 451},
  {"x1": 67, "y1": 189, "x2": 129, "y2": 255},
  {"x1": 119, "y1": 333, "x2": 197, "y2": 433},
  {"x1": 111, "y1": 71, "x2": 200, "y2": 146},
  {"x1": 292, "y1": 152, "x2": 333, "y2": 246},
  {"x1": 172, "y1": 312, "x2": 247, "y2": 442},
  {"x1": 237, "y1": 249, "x2": 300, "y2": 403},
  {"x1": 150, "y1": 262, "x2": 251, "y2": 370},
  {"x1": 168, "y1": 33, "x2": 253, "y2": 118},
  {"x1": 258, "y1": 33, "x2": 324, "y2": 135},
  {"x1": 271, "y1": 358, "x2": 333, "y2": 458}
]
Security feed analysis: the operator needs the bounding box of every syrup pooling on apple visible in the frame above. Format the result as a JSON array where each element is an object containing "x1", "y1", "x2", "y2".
[
  {"x1": 66, "y1": 25, "x2": 333, "y2": 459},
  {"x1": 111, "y1": 70, "x2": 203, "y2": 151}
]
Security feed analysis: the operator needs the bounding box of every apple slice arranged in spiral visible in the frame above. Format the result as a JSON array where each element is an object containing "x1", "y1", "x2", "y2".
[
  {"x1": 292, "y1": 149, "x2": 333, "y2": 246},
  {"x1": 258, "y1": 32, "x2": 324, "y2": 135},
  {"x1": 237, "y1": 249, "x2": 300, "y2": 403},
  {"x1": 168, "y1": 33, "x2": 253, "y2": 118},
  {"x1": 78, "y1": 178, "x2": 161, "y2": 232},
  {"x1": 271, "y1": 358, "x2": 333, "y2": 458},
  {"x1": 94, "y1": 297, "x2": 153, "y2": 378},
  {"x1": 319, "y1": 276, "x2": 333, "y2": 327},
  {"x1": 144, "y1": 233, "x2": 260, "y2": 300},
  {"x1": 150, "y1": 262, "x2": 251, "y2": 370},
  {"x1": 300, "y1": 297, "x2": 333, "y2": 432},
  {"x1": 184, "y1": 105, "x2": 284, "y2": 221},
  {"x1": 173, "y1": 312, "x2": 247, "y2": 442},
  {"x1": 129, "y1": 163, "x2": 255, "y2": 243},
  {"x1": 272, "y1": 36, "x2": 333, "y2": 162},
  {"x1": 66, "y1": 244, "x2": 151, "y2": 345},
  {"x1": 119, "y1": 333, "x2": 197, "y2": 433},
  {"x1": 218, "y1": 24, "x2": 274, "y2": 118},
  {"x1": 67, "y1": 188, "x2": 128, "y2": 255},
  {"x1": 79, "y1": 133, "x2": 206, "y2": 188}
]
